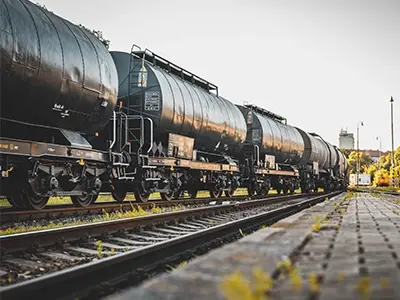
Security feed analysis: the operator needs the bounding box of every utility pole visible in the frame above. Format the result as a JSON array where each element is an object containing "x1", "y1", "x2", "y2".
[
  {"x1": 390, "y1": 97, "x2": 395, "y2": 186},
  {"x1": 376, "y1": 136, "x2": 382, "y2": 160},
  {"x1": 356, "y1": 121, "x2": 363, "y2": 186}
]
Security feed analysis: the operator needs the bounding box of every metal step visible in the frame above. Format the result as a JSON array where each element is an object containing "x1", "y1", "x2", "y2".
[{"x1": 112, "y1": 162, "x2": 130, "y2": 167}]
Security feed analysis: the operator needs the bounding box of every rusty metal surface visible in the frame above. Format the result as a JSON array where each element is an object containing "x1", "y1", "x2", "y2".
[{"x1": 167, "y1": 133, "x2": 194, "y2": 159}]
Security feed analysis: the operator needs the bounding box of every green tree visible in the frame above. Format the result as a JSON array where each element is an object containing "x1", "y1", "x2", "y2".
[
  {"x1": 377, "y1": 153, "x2": 392, "y2": 171},
  {"x1": 366, "y1": 164, "x2": 378, "y2": 182},
  {"x1": 395, "y1": 146, "x2": 400, "y2": 166},
  {"x1": 347, "y1": 151, "x2": 374, "y2": 174},
  {"x1": 377, "y1": 146, "x2": 400, "y2": 171},
  {"x1": 373, "y1": 168, "x2": 390, "y2": 186},
  {"x1": 339, "y1": 148, "x2": 351, "y2": 159},
  {"x1": 371, "y1": 147, "x2": 400, "y2": 187}
]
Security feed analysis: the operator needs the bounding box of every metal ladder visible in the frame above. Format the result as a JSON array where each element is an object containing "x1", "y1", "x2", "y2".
[
  {"x1": 108, "y1": 44, "x2": 156, "y2": 180},
  {"x1": 109, "y1": 111, "x2": 155, "y2": 180},
  {"x1": 127, "y1": 44, "x2": 146, "y2": 117}
]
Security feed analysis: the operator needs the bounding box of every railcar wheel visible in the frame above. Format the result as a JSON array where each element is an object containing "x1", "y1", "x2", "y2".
[
  {"x1": 25, "y1": 195, "x2": 49, "y2": 210},
  {"x1": 247, "y1": 182, "x2": 256, "y2": 196},
  {"x1": 17, "y1": 188, "x2": 49, "y2": 210},
  {"x1": 160, "y1": 192, "x2": 174, "y2": 201},
  {"x1": 289, "y1": 184, "x2": 295, "y2": 194},
  {"x1": 15, "y1": 188, "x2": 50, "y2": 210},
  {"x1": 209, "y1": 190, "x2": 222, "y2": 198},
  {"x1": 112, "y1": 189, "x2": 127, "y2": 202},
  {"x1": 71, "y1": 194, "x2": 98, "y2": 207},
  {"x1": 257, "y1": 185, "x2": 270, "y2": 196},
  {"x1": 173, "y1": 191, "x2": 183, "y2": 200},
  {"x1": 282, "y1": 187, "x2": 289, "y2": 195},
  {"x1": 187, "y1": 188, "x2": 198, "y2": 199},
  {"x1": 7, "y1": 194, "x2": 27, "y2": 209},
  {"x1": 225, "y1": 189, "x2": 235, "y2": 197},
  {"x1": 134, "y1": 187, "x2": 150, "y2": 203}
]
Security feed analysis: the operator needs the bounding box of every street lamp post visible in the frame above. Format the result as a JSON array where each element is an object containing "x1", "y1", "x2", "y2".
[
  {"x1": 390, "y1": 97, "x2": 395, "y2": 186},
  {"x1": 376, "y1": 136, "x2": 382, "y2": 160},
  {"x1": 356, "y1": 121, "x2": 364, "y2": 187}
]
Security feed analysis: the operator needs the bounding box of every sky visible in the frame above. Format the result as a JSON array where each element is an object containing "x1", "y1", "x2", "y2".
[{"x1": 34, "y1": 0, "x2": 400, "y2": 151}]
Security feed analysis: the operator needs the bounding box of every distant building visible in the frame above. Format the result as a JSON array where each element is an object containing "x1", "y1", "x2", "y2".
[
  {"x1": 358, "y1": 149, "x2": 388, "y2": 162},
  {"x1": 349, "y1": 173, "x2": 371, "y2": 186},
  {"x1": 339, "y1": 129, "x2": 354, "y2": 150}
]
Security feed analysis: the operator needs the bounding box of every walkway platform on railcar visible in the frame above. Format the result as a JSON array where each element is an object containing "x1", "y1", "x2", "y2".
[{"x1": 107, "y1": 191, "x2": 400, "y2": 300}]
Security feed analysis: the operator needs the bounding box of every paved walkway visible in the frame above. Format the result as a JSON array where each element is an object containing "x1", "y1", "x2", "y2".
[{"x1": 107, "y1": 192, "x2": 400, "y2": 300}]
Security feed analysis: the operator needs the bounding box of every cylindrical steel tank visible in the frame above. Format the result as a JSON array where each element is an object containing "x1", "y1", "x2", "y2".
[
  {"x1": 326, "y1": 142, "x2": 339, "y2": 169},
  {"x1": 335, "y1": 148, "x2": 348, "y2": 175},
  {"x1": 0, "y1": 0, "x2": 118, "y2": 135},
  {"x1": 295, "y1": 127, "x2": 340, "y2": 170},
  {"x1": 237, "y1": 105, "x2": 305, "y2": 165},
  {"x1": 110, "y1": 51, "x2": 247, "y2": 156}
]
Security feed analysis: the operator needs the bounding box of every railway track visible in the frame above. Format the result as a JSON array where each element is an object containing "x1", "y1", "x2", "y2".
[
  {"x1": 348, "y1": 187, "x2": 400, "y2": 197},
  {"x1": 0, "y1": 192, "x2": 312, "y2": 225},
  {"x1": 0, "y1": 190, "x2": 342, "y2": 300}
]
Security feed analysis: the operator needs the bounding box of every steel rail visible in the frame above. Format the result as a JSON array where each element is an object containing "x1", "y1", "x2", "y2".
[
  {"x1": 0, "y1": 192, "x2": 318, "y2": 253},
  {"x1": 348, "y1": 187, "x2": 400, "y2": 196},
  {"x1": 0, "y1": 192, "x2": 313, "y2": 223},
  {"x1": 0, "y1": 191, "x2": 343, "y2": 300}
]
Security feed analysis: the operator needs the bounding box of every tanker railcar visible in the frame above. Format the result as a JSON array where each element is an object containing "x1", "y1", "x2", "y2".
[
  {"x1": 106, "y1": 49, "x2": 247, "y2": 202},
  {"x1": 236, "y1": 103, "x2": 349, "y2": 195},
  {"x1": 0, "y1": 0, "x2": 118, "y2": 209},
  {"x1": 0, "y1": 1, "x2": 349, "y2": 211},
  {"x1": 236, "y1": 105, "x2": 305, "y2": 195},
  {"x1": 295, "y1": 128, "x2": 348, "y2": 192}
]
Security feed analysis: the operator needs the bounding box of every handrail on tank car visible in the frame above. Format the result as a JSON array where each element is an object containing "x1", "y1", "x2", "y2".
[
  {"x1": 109, "y1": 111, "x2": 117, "y2": 150},
  {"x1": 145, "y1": 117, "x2": 154, "y2": 154},
  {"x1": 129, "y1": 47, "x2": 219, "y2": 96},
  {"x1": 245, "y1": 104, "x2": 287, "y2": 125},
  {"x1": 120, "y1": 112, "x2": 132, "y2": 153},
  {"x1": 254, "y1": 145, "x2": 260, "y2": 167},
  {"x1": 130, "y1": 44, "x2": 142, "y2": 52},
  {"x1": 121, "y1": 115, "x2": 154, "y2": 155},
  {"x1": 108, "y1": 112, "x2": 153, "y2": 170}
]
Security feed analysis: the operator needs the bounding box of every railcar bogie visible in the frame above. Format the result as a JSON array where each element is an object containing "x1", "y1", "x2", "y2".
[{"x1": 0, "y1": 137, "x2": 110, "y2": 209}]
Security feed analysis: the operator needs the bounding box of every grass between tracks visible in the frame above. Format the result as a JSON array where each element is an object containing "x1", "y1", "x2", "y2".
[
  {"x1": 0, "y1": 188, "x2": 254, "y2": 207},
  {"x1": 0, "y1": 187, "x2": 313, "y2": 235},
  {"x1": 0, "y1": 204, "x2": 188, "y2": 235}
]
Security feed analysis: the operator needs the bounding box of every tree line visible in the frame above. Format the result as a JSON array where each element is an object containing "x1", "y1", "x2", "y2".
[{"x1": 340, "y1": 147, "x2": 400, "y2": 186}]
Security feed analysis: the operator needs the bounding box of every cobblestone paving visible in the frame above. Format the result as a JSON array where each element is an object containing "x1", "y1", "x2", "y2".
[
  {"x1": 271, "y1": 192, "x2": 400, "y2": 300},
  {"x1": 107, "y1": 192, "x2": 400, "y2": 300}
]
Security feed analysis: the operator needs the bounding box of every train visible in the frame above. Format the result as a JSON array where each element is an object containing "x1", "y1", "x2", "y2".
[{"x1": 0, "y1": 0, "x2": 349, "y2": 210}]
